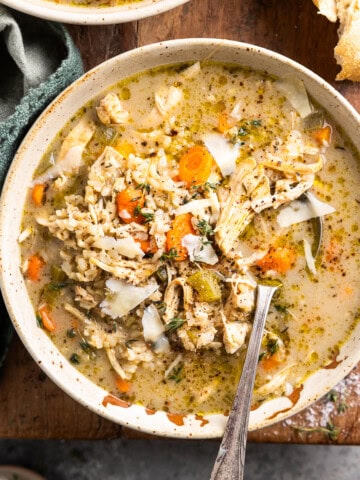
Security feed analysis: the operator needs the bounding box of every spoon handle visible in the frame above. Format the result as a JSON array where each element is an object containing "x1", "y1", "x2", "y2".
[{"x1": 210, "y1": 284, "x2": 278, "y2": 480}]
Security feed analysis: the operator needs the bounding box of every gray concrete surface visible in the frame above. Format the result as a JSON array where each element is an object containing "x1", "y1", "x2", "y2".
[{"x1": 0, "y1": 439, "x2": 359, "y2": 480}]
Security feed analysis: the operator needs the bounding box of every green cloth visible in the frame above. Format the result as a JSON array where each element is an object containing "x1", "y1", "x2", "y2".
[{"x1": 0, "y1": 6, "x2": 84, "y2": 368}]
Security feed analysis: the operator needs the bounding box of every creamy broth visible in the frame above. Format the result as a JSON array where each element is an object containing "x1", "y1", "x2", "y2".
[{"x1": 20, "y1": 62, "x2": 360, "y2": 416}]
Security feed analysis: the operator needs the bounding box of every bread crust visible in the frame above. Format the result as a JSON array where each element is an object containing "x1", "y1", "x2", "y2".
[{"x1": 314, "y1": 0, "x2": 360, "y2": 81}]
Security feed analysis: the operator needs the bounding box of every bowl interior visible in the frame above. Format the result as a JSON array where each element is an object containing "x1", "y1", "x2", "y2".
[
  {"x1": 0, "y1": 0, "x2": 189, "y2": 24},
  {"x1": 1, "y1": 39, "x2": 360, "y2": 438}
]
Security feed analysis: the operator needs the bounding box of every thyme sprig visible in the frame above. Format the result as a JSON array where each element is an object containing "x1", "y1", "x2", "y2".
[
  {"x1": 291, "y1": 422, "x2": 340, "y2": 441},
  {"x1": 165, "y1": 318, "x2": 185, "y2": 332}
]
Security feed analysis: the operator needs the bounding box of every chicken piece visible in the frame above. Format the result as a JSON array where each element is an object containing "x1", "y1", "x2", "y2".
[
  {"x1": 96, "y1": 93, "x2": 129, "y2": 125},
  {"x1": 163, "y1": 277, "x2": 194, "y2": 323},
  {"x1": 216, "y1": 158, "x2": 270, "y2": 258},
  {"x1": 221, "y1": 312, "x2": 251, "y2": 354}
]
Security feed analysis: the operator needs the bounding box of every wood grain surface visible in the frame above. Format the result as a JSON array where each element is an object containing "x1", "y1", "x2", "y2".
[{"x1": 1, "y1": 0, "x2": 359, "y2": 443}]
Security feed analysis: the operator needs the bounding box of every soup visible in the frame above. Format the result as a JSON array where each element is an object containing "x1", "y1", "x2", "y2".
[{"x1": 19, "y1": 61, "x2": 360, "y2": 416}]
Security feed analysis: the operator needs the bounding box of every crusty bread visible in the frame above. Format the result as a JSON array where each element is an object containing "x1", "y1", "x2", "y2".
[{"x1": 314, "y1": 0, "x2": 360, "y2": 81}]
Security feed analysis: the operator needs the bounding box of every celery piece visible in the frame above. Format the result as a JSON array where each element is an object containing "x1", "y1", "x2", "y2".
[{"x1": 187, "y1": 270, "x2": 222, "y2": 303}]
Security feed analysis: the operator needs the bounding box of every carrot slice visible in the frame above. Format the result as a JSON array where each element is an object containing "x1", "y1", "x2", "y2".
[
  {"x1": 27, "y1": 254, "x2": 44, "y2": 282},
  {"x1": 136, "y1": 237, "x2": 158, "y2": 254},
  {"x1": 256, "y1": 246, "x2": 296, "y2": 274},
  {"x1": 218, "y1": 112, "x2": 236, "y2": 133},
  {"x1": 312, "y1": 126, "x2": 331, "y2": 146},
  {"x1": 38, "y1": 303, "x2": 56, "y2": 332},
  {"x1": 31, "y1": 184, "x2": 45, "y2": 207},
  {"x1": 116, "y1": 187, "x2": 145, "y2": 224},
  {"x1": 178, "y1": 145, "x2": 213, "y2": 188},
  {"x1": 261, "y1": 353, "x2": 281, "y2": 371},
  {"x1": 116, "y1": 377, "x2": 131, "y2": 393},
  {"x1": 166, "y1": 213, "x2": 195, "y2": 261}
]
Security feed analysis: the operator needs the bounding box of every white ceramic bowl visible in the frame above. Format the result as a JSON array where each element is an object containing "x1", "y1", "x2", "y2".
[
  {"x1": 1, "y1": 39, "x2": 360, "y2": 439},
  {"x1": 0, "y1": 0, "x2": 189, "y2": 25}
]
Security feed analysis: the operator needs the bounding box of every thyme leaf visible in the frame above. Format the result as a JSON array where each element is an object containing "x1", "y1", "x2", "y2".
[
  {"x1": 291, "y1": 422, "x2": 340, "y2": 441},
  {"x1": 197, "y1": 219, "x2": 214, "y2": 237},
  {"x1": 160, "y1": 248, "x2": 179, "y2": 261},
  {"x1": 168, "y1": 363, "x2": 184, "y2": 383},
  {"x1": 165, "y1": 318, "x2": 185, "y2": 332}
]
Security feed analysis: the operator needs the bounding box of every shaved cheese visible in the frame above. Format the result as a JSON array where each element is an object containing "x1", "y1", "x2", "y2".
[
  {"x1": 277, "y1": 193, "x2": 335, "y2": 228},
  {"x1": 118, "y1": 209, "x2": 131, "y2": 220},
  {"x1": 93, "y1": 236, "x2": 144, "y2": 259},
  {"x1": 182, "y1": 234, "x2": 219, "y2": 265},
  {"x1": 174, "y1": 199, "x2": 212, "y2": 216},
  {"x1": 155, "y1": 86, "x2": 183, "y2": 117},
  {"x1": 203, "y1": 132, "x2": 239, "y2": 176},
  {"x1": 142, "y1": 305, "x2": 171, "y2": 354},
  {"x1": 164, "y1": 353, "x2": 183, "y2": 378},
  {"x1": 34, "y1": 117, "x2": 95, "y2": 184},
  {"x1": 303, "y1": 238, "x2": 317, "y2": 275},
  {"x1": 275, "y1": 76, "x2": 313, "y2": 119},
  {"x1": 142, "y1": 304, "x2": 164, "y2": 342},
  {"x1": 33, "y1": 146, "x2": 84, "y2": 184},
  {"x1": 153, "y1": 335, "x2": 171, "y2": 354},
  {"x1": 100, "y1": 278, "x2": 158, "y2": 319},
  {"x1": 229, "y1": 100, "x2": 243, "y2": 121},
  {"x1": 181, "y1": 61, "x2": 201, "y2": 79}
]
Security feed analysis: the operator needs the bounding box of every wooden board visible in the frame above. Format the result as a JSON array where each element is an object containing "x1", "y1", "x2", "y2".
[{"x1": 1, "y1": 0, "x2": 359, "y2": 443}]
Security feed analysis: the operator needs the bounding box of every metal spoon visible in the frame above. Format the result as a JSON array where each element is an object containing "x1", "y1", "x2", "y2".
[{"x1": 210, "y1": 282, "x2": 280, "y2": 480}]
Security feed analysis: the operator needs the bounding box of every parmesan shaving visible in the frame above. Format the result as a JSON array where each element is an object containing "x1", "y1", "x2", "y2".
[
  {"x1": 182, "y1": 234, "x2": 219, "y2": 265},
  {"x1": 203, "y1": 132, "x2": 239, "y2": 176},
  {"x1": 277, "y1": 193, "x2": 335, "y2": 228},
  {"x1": 93, "y1": 236, "x2": 144, "y2": 259},
  {"x1": 100, "y1": 278, "x2": 158, "y2": 319}
]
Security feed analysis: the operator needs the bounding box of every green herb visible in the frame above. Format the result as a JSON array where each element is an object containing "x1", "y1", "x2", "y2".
[
  {"x1": 79, "y1": 341, "x2": 92, "y2": 354},
  {"x1": 274, "y1": 304, "x2": 289, "y2": 313},
  {"x1": 326, "y1": 390, "x2": 339, "y2": 403},
  {"x1": 291, "y1": 422, "x2": 340, "y2": 441},
  {"x1": 165, "y1": 318, "x2": 185, "y2": 332},
  {"x1": 155, "y1": 265, "x2": 168, "y2": 283},
  {"x1": 251, "y1": 119, "x2": 262, "y2": 126},
  {"x1": 66, "y1": 328, "x2": 77, "y2": 338},
  {"x1": 141, "y1": 211, "x2": 155, "y2": 223},
  {"x1": 70, "y1": 353, "x2": 80, "y2": 364},
  {"x1": 134, "y1": 205, "x2": 154, "y2": 223},
  {"x1": 337, "y1": 402, "x2": 348, "y2": 413},
  {"x1": 168, "y1": 363, "x2": 184, "y2": 383},
  {"x1": 238, "y1": 126, "x2": 249, "y2": 136},
  {"x1": 197, "y1": 219, "x2": 214, "y2": 237},
  {"x1": 258, "y1": 352, "x2": 267, "y2": 362},
  {"x1": 267, "y1": 338, "x2": 279, "y2": 356},
  {"x1": 160, "y1": 248, "x2": 179, "y2": 261},
  {"x1": 204, "y1": 181, "x2": 220, "y2": 190},
  {"x1": 136, "y1": 183, "x2": 151, "y2": 194},
  {"x1": 154, "y1": 301, "x2": 167, "y2": 313},
  {"x1": 36, "y1": 314, "x2": 44, "y2": 329}
]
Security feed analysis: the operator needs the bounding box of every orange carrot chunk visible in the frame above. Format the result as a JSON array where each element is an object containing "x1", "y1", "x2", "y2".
[
  {"x1": 256, "y1": 246, "x2": 296, "y2": 274},
  {"x1": 136, "y1": 237, "x2": 158, "y2": 254},
  {"x1": 116, "y1": 187, "x2": 145, "y2": 224},
  {"x1": 312, "y1": 126, "x2": 331, "y2": 146},
  {"x1": 178, "y1": 145, "x2": 213, "y2": 188},
  {"x1": 116, "y1": 377, "x2": 131, "y2": 393},
  {"x1": 38, "y1": 303, "x2": 56, "y2": 332},
  {"x1": 261, "y1": 353, "x2": 281, "y2": 371},
  {"x1": 31, "y1": 184, "x2": 45, "y2": 207},
  {"x1": 166, "y1": 213, "x2": 195, "y2": 261},
  {"x1": 218, "y1": 112, "x2": 236, "y2": 133},
  {"x1": 27, "y1": 254, "x2": 44, "y2": 282}
]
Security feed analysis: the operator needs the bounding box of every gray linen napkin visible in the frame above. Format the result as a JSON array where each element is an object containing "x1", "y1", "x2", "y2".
[{"x1": 0, "y1": 6, "x2": 84, "y2": 368}]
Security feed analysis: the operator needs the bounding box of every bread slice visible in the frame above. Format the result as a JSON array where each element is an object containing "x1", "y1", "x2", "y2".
[{"x1": 314, "y1": 0, "x2": 360, "y2": 81}]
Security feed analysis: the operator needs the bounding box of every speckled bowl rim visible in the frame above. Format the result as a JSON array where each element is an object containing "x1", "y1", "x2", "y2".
[
  {"x1": 1, "y1": 38, "x2": 360, "y2": 439},
  {"x1": 0, "y1": 0, "x2": 189, "y2": 25}
]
